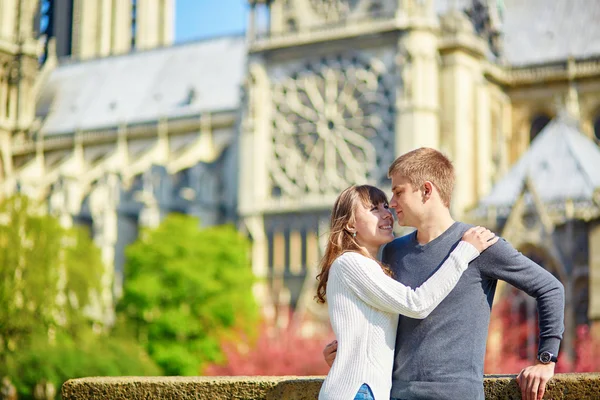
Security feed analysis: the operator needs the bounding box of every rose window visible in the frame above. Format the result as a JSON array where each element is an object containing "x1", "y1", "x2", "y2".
[{"x1": 270, "y1": 53, "x2": 395, "y2": 198}]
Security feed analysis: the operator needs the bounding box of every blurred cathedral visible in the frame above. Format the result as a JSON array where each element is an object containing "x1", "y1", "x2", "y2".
[{"x1": 1, "y1": 0, "x2": 600, "y2": 362}]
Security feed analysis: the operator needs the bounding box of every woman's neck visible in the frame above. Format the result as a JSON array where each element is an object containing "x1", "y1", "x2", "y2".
[{"x1": 357, "y1": 243, "x2": 379, "y2": 259}]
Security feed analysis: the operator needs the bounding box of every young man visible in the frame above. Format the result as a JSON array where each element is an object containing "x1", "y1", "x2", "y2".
[{"x1": 323, "y1": 148, "x2": 564, "y2": 400}]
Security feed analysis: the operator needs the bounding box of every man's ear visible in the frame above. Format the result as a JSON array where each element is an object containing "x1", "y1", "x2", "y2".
[{"x1": 422, "y1": 181, "x2": 434, "y2": 200}]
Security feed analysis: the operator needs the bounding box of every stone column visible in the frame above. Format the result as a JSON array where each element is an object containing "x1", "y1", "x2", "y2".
[
  {"x1": 239, "y1": 59, "x2": 274, "y2": 318},
  {"x1": 16, "y1": 60, "x2": 37, "y2": 130},
  {"x1": 247, "y1": 2, "x2": 256, "y2": 41},
  {"x1": 135, "y1": 0, "x2": 172, "y2": 50},
  {"x1": 111, "y1": 0, "x2": 133, "y2": 54},
  {"x1": 395, "y1": 26, "x2": 440, "y2": 155},
  {"x1": 268, "y1": 0, "x2": 284, "y2": 35},
  {"x1": 438, "y1": 11, "x2": 487, "y2": 218},
  {"x1": 89, "y1": 173, "x2": 121, "y2": 323},
  {"x1": 239, "y1": 61, "x2": 272, "y2": 216},
  {"x1": 476, "y1": 81, "x2": 493, "y2": 199},
  {"x1": 289, "y1": 230, "x2": 302, "y2": 275},
  {"x1": 272, "y1": 230, "x2": 290, "y2": 328},
  {"x1": 156, "y1": 118, "x2": 170, "y2": 164},
  {"x1": 8, "y1": 85, "x2": 18, "y2": 123},
  {"x1": 161, "y1": 0, "x2": 175, "y2": 46},
  {"x1": 563, "y1": 276, "x2": 575, "y2": 362},
  {"x1": 498, "y1": 91, "x2": 512, "y2": 178},
  {"x1": 0, "y1": 65, "x2": 11, "y2": 189},
  {"x1": 0, "y1": 0, "x2": 17, "y2": 40},
  {"x1": 244, "y1": 215, "x2": 272, "y2": 324},
  {"x1": 98, "y1": 0, "x2": 114, "y2": 57},
  {"x1": 441, "y1": 50, "x2": 479, "y2": 217},
  {"x1": 589, "y1": 222, "x2": 600, "y2": 338},
  {"x1": 72, "y1": 0, "x2": 100, "y2": 59},
  {"x1": 0, "y1": 71, "x2": 7, "y2": 121}
]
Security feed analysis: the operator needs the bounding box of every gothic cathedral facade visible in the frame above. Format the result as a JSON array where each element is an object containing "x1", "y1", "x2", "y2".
[{"x1": 1, "y1": 0, "x2": 600, "y2": 358}]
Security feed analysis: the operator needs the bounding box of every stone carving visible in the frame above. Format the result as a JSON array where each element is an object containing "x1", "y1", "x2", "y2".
[
  {"x1": 309, "y1": 0, "x2": 349, "y2": 20},
  {"x1": 309, "y1": 0, "x2": 384, "y2": 20},
  {"x1": 270, "y1": 53, "x2": 394, "y2": 198},
  {"x1": 464, "y1": 0, "x2": 503, "y2": 57},
  {"x1": 396, "y1": 43, "x2": 413, "y2": 101}
]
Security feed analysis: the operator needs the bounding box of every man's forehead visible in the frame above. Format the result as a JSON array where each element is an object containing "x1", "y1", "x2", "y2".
[{"x1": 390, "y1": 173, "x2": 411, "y2": 187}]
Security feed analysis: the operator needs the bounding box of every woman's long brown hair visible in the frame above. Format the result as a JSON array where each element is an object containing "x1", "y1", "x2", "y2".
[{"x1": 315, "y1": 185, "x2": 394, "y2": 304}]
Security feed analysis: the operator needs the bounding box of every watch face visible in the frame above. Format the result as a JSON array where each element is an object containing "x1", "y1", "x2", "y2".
[{"x1": 539, "y1": 352, "x2": 552, "y2": 363}]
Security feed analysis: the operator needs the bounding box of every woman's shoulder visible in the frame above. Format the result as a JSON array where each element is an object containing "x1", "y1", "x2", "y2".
[
  {"x1": 336, "y1": 251, "x2": 368, "y2": 262},
  {"x1": 333, "y1": 251, "x2": 377, "y2": 270}
]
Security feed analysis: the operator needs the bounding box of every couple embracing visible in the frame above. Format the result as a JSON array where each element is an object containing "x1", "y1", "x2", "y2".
[{"x1": 316, "y1": 148, "x2": 565, "y2": 400}]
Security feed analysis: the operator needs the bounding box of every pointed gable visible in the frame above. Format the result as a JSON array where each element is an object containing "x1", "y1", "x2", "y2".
[{"x1": 479, "y1": 115, "x2": 600, "y2": 217}]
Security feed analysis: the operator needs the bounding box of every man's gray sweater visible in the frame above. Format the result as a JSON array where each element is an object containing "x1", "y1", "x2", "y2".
[{"x1": 382, "y1": 222, "x2": 565, "y2": 400}]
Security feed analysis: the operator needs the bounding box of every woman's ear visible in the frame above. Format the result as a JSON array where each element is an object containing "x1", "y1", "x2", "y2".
[{"x1": 345, "y1": 223, "x2": 355, "y2": 234}]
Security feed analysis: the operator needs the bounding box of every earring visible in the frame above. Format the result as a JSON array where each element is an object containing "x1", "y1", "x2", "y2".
[{"x1": 353, "y1": 232, "x2": 356, "y2": 238}]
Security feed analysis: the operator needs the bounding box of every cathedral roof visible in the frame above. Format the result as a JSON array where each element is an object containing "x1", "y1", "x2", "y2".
[
  {"x1": 479, "y1": 115, "x2": 600, "y2": 213},
  {"x1": 437, "y1": 0, "x2": 600, "y2": 65},
  {"x1": 37, "y1": 35, "x2": 247, "y2": 136},
  {"x1": 502, "y1": 0, "x2": 600, "y2": 65}
]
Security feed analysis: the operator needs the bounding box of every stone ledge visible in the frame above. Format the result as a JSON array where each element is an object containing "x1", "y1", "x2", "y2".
[{"x1": 61, "y1": 373, "x2": 600, "y2": 400}]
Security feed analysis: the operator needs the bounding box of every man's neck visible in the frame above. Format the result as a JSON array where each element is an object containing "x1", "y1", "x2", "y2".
[{"x1": 415, "y1": 211, "x2": 455, "y2": 245}]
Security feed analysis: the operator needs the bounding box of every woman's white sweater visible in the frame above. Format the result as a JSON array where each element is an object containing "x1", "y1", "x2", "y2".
[{"x1": 318, "y1": 241, "x2": 480, "y2": 400}]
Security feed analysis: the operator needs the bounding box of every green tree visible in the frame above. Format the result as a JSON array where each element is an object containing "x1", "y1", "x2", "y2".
[
  {"x1": 0, "y1": 195, "x2": 162, "y2": 398},
  {"x1": 0, "y1": 194, "x2": 104, "y2": 357},
  {"x1": 4, "y1": 330, "x2": 161, "y2": 398},
  {"x1": 118, "y1": 214, "x2": 258, "y2": 375}
]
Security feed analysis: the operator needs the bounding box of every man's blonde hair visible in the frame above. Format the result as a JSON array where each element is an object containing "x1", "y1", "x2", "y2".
[{"x1": 388, "y1": 148, "x2": 455, "y2": 208}]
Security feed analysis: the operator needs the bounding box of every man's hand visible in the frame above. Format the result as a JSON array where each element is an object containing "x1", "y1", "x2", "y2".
[
  {"x1": 516, "y1": 362, "x2": 555, "y2": 400},
  {"x1": 322, "y1": 340, "x2": 337, "y2": 367}
]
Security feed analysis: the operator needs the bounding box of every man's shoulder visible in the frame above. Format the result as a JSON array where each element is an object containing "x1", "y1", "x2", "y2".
[
  {"x1": 455, "y1": 220, "x2": 473, "y2": 233},
  {"x1": 454, "y1": 221, "x2": 516, "y2": 259},
  {"x1": 479, "y1": 236, "x2": 516, "y2": 261}
]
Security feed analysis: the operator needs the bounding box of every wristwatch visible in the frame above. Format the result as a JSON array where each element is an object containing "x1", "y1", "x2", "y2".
[{"x1": 537, "y1": 351, "x2": 558, "y2": 364}]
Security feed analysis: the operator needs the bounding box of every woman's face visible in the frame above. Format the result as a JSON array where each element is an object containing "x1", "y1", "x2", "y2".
[{"x1": 352, "y1": 200, "x2": 395, "y2": 250}]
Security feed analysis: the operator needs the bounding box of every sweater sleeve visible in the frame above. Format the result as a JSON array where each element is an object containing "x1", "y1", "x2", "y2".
[
  {"x1": 335, "y1": 241, "x2": 480, "y2": 319},
  {"x1": 479, "y1": 238, "x2": 565, "y2": 356}
]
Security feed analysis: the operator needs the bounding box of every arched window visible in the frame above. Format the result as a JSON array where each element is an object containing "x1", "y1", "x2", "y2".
[
  {"x1": 594, "y1": 115, "x2": 600, "y2": 142},
  {"x1": 286, "y1": 18, "x2": 297, "y2": 32},
  {"x1": 530, "y1": 114, "x2": 552, "y2": 143}
]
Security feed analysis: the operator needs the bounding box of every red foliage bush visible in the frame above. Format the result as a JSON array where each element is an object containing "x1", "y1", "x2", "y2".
[
  {"x1": 570, "y1": 324, "x2": 600, "y2": 372},
  {"x1": 208, "y1": 296, "x2": 600, "y2": 376},
  {"x1": 485, "y1": 297, "x2": 600, "y2": 373},
  {"x1": 204, "y1": 321, "x2": 333, "y2": 376}
]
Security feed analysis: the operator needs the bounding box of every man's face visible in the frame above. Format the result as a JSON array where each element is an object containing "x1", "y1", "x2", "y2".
[{"x1": 389, "y1": 173, "x2": 423, "y2": 227}]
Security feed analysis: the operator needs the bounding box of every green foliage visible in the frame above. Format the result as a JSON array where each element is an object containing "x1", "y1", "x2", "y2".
[
  {"x1": 1, "y1": 330, "x2": 161, "y2": 398},
  {"x1": 0, "y1": 194, "x2": 159, "y2": 398},
  {"x1": 118, "y1": 214, "x2": 258, "y2": 375},
  {"x1": 0, "y1": 194, "x2": 103, "y2": 355}
]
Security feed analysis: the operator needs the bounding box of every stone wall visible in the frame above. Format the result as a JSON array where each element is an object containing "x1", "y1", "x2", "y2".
[{"x1": 61, "y1": 374, "x2": 600, "y2": 399}]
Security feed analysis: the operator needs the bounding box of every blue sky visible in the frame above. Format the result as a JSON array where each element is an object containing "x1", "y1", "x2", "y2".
[{"x1": 175, "y1": 0, "x2": 249, "y2": 42}]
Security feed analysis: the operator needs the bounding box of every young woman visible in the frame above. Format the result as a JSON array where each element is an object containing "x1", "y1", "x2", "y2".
[{"x1": 316, "y1": 185, "x2": 497, "y2": 400}]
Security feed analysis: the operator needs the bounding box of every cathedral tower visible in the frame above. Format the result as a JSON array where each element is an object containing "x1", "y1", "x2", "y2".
[
  {"x1": 38, "y1": 0, "x2": 174, "y2": 60},
  {"x1": 0, "y1": 0, "x2": 40, "y2": 184}
]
